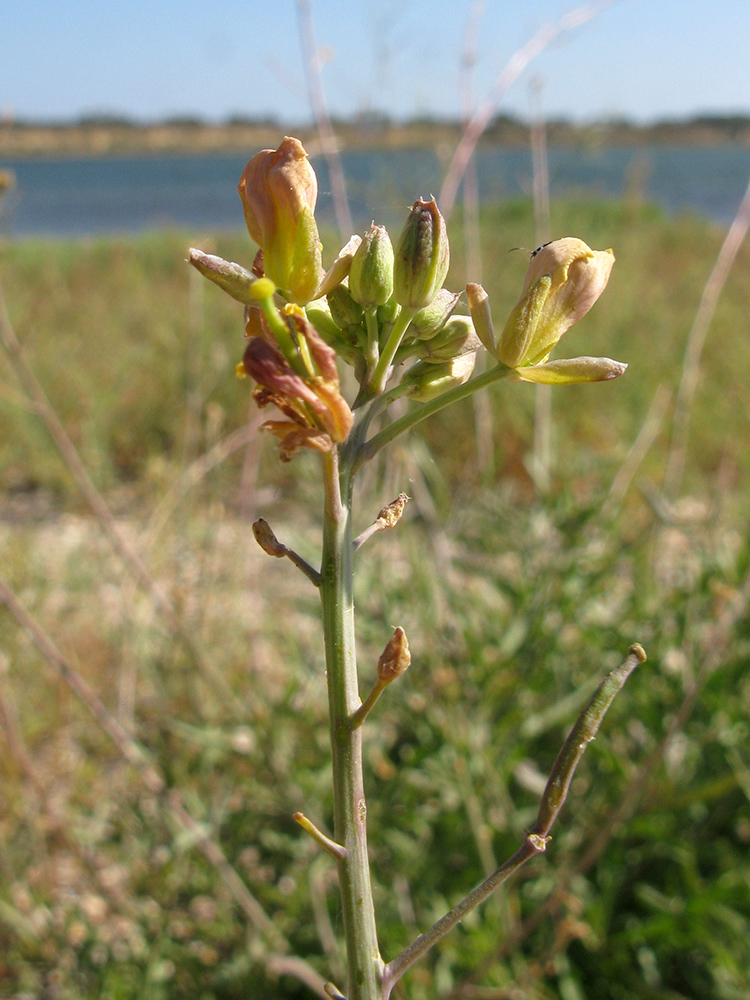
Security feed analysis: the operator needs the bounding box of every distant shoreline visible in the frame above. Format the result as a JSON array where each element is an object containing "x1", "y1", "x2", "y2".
[{"x1": 2, "y1": 116, "x2": 750, "y2": 158}]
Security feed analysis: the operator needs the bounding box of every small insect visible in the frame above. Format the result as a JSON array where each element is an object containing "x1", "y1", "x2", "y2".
[
  {"x1": 530, "y1": 240, "x2": 553, "y2": 257},
  {"x1": 508, "y1": 240, "x2": 554, "y2": 258}
]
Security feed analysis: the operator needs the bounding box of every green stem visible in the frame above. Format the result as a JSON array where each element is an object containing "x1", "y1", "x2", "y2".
[
  {"x1": 355, "y1": 361, "x2": 514, "y2": 471},
  {"x1": 367, "y1": 306, "x2": 416, "y2": 397},
  {"x1": 364, "y1": 306, "x2": 380, "y2": 375},
  {"x1": 320, "y1": 448, "x2": 385, "y2": 1000}
]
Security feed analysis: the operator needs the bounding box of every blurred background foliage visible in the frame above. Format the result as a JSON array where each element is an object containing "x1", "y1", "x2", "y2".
[{"x1": 1, "y1": 197, "x2": 750, "y2": 999}]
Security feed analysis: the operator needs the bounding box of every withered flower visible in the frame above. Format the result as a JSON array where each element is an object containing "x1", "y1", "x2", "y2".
[{"x1": 241, "y1": 306, "x2": 353, "y2": 461}]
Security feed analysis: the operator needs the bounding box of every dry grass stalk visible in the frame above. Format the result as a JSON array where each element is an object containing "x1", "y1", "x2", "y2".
[
  {"x1": 664, "y1": 174, "x2": 750, "y2": 496},
  {"x1": 439, "y1": 0, "x2": 614, "y2": 216},
  {"x1": 296, "y1": 0, "x2": 353, "y2": 239}
]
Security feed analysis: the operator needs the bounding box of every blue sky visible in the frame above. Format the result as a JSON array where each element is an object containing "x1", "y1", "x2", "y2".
[{"x1": 2, "y1": 0, "x2": 749, "y2": 125}]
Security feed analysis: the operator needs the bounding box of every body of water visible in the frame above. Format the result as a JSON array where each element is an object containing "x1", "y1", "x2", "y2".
[{"x1": 2, "y1": 144, "x2": 749, "y2": 238}]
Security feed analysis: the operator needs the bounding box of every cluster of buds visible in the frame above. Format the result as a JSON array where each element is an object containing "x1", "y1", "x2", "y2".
[{"x1": 189, "y1": 137, "x2": 624, "y2": 461}]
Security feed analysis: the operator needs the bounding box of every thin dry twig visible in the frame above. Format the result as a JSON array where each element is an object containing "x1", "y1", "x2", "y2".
[
  {"x1": 142, "y1": 415, "x2": 263, "y2": 548},
  {"x1": 459, "y1": 0, "x2": 495, "y2": 480},
  {"x1": 602, "y1": 383, "x2": 671, "y2": 518},
  {"x1": 296, "y1": 0, "x2": 353, "y2": 240},
  {"x1": 663, "y1": 174, "x2": 750, "y2": 496},
  {"x1": 0, "y1": 574, "x2": 327, "y2": 999},
  {"x1": 0, "y1": 652, "x2": 144, "y2": 917},
  {"x1": 0, "y1": 280, "x2": 242, "y2": 714},
  {"x1": 529, "y1": 76, "x2": 553, "y2": 493},
  {"x1": 439, "y1": 1, "x2": 614, "y2": 216}
]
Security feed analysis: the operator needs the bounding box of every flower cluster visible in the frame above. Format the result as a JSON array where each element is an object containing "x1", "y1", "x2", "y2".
[{"x1": 189, "y1": 137, "x2": 624, "y2": 460}]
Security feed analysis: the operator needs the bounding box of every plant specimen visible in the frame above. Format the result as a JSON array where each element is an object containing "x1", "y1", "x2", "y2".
[{"x1": 189, "y1": 136, "x2": 643, "y2": 1000}]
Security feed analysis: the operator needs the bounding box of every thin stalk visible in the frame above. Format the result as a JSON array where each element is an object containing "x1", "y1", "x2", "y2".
[
  {"x1": 364, "y1": 306, "x2": 381, "y2": 375},
  {"x1": 663, "y1": 173, "x2": 750, "y2": 497},
  {"x1": 384, "y1": 843, "x2": 542, "y2": 997},
  {"x1": 355, "y1": 362, "x2": 514, "y2": 471},
  {"x1": 367, "y1": 307, "x2": 416, "y2": 397},
  {"x1": 296, "y1": 0, "x2": 352, "y2": 239},
  {"x1": 320, "y1": 448, "x2": 385, "y2": 1000},
  {"x1": 0, "y1": 575, "x2": 328, "y2": 997}
]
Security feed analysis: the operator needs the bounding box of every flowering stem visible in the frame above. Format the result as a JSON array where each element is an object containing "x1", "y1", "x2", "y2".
[
  {"x1": 367, "y1": 307, "x2": 416, "y2": 397},
  {"x1": 364, "y1": 306, "x2": 381, "y2": 374},
  {"x1": 320, "y1": 448, "x2": 385, "y2": 1000},
  {"x1": 355, "y1": 361, "x2": 514, "y2": 471},
  {"x1": 255, "y1": 289, "x2": 309, "y2": 377}
]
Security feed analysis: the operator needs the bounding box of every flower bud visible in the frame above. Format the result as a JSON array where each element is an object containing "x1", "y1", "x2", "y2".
[
  {"x1": 399, "y1": 352, "x2": 477, "y2": 401},
  {"x1": 348, "y1": 225, "x2": 395, "y2": 309},
  {"x1": 252, "y1": 518, "x2": 287, "y2": 557},
  {"x1": 411, "y1": 288, "x2": 461, "y2": 340},
  {"x1": 496, "y1": 238, "x2": 615, "y2": 369},
  {"x1": 316, "y1": 234, "x2": 362, "y2": 297},
  {"x1": 393, "y1": 198, "x2": 450, "y2": 310},
  {"x1": 377, "y1": 627, "x2": 411, "y2": 684},
  {"x1": 303, "y1": 302, "x2": 362, "y2": 368},
  {"x1": 303, "y1": 300, "x2": 344, "y2": 345},
  {"x1": 465, "y1": 282, "x2": 496, "y2": 353},
  {"x1": 377, "y1": 298, "x2": 400, "y2": 326},
  {"x1": 188, "y1": 249, "x2": 257, "y2": 305},
  {"x1": 238, "y1": 137, "x2": 323, "y2": 305},
  {"x1": 512, "y1": 356, "x2": 627, "y2": 384},
  {"x1": 376, "y1": 492, "x2": 410, "y2": 528},
  {"x1": 327, "y1": 283, "x2": 364, "y2": 331},
  {"x1": 413, "y1": 316, "x2": 481, "y2": 364}
]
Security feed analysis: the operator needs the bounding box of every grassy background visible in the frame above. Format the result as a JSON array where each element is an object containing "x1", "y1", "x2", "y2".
[{"x1": 1, "y1": 199, "x2": 750, "y2": 999}]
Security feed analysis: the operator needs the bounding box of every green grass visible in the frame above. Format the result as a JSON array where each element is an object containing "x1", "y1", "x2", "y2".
[{"x1": 1, "y1": 200, "x2": 750, "y2": 998}]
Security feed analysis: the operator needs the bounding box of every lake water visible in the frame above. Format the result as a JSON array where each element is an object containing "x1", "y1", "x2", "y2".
[{"x1": 2, "y1": 144, "x2": 750, "y2": 238}]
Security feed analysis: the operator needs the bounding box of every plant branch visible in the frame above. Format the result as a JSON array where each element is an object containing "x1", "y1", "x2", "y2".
[
  {"x1": 355, "y1": 362, "x2": 514, "y2": 471},
  {"x1": 383, "y1": 643, "x2": 645, "y2": 994},
  {"x1": 253, "y1": 517, "x2": 322, "y2": 586},
  {"x1": 485, "y1": 579, "x2": 750, "y2": 975},
  {"x1": 367, "y1": 307, "x2": 416, "y2": 397},
  {"x1": 349, "y1": 678, "x2": 388, "y2": 729},
  {"x1": 294, "y1": 811, "x2": 347, "y2": 860},
  {"x1": 320, "y1": 448, "x2": 384, "y2": 998}
]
